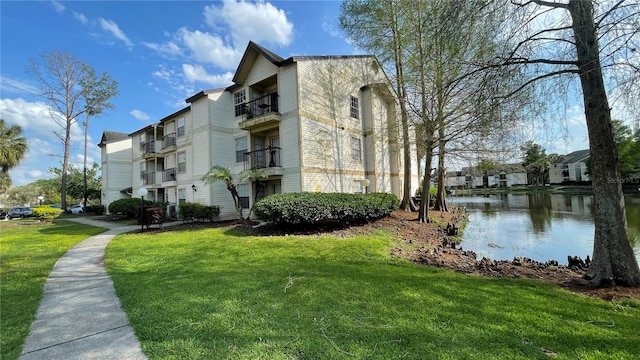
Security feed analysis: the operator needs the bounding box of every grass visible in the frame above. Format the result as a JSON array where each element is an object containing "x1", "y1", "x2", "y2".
[
  {"x1": 106, "y1": 226, "x2": 640, "y2": 359},
  {"x1": 0, "y1": 220, "x2": 106, "y2": 360}
]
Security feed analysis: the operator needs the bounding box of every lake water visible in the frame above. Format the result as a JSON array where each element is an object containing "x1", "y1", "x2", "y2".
[{"x1": 448, "y1": 193, "x2": 640, "y2": 265}]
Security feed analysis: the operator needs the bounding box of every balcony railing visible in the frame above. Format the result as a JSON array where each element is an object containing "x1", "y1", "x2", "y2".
[
  {"x1": 142, "y1": 172, "x2": 156, "y2": 185},
  {"x1": 162, "y1": 133, "x2": 176, "y2": 149},
  {"x1": 243, "y1": 93, "x2": 279, "y2": 121},
  {"x1": 163, "y1": 168, "x2": 177, "y2": 182},
  {"x1": 140, "y1": 141, "x2": 156, "y2": 154},
  {"x1": 243, "y1": 147, "x2": 281, "y2": 170}
]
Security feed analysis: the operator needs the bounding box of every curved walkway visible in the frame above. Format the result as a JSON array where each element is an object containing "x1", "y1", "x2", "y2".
[{"x1": 19, "y1": 218, "x2": 177, "y2": 360}]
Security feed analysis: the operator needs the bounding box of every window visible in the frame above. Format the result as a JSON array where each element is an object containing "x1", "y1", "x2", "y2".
[
  {"x1": 237, "y1": 184, "x2": 249, "y2": 209},
  {"x1": 353, "y1": 180, "x2": 363, "y2": 194},
  {"x1": 177, "y1": 117, "x2": 185, "y2": 137},
  {"x1": 178, "y1": 152, "x2": 186, "y2": 173},
  {"x1": 139, "y1": 162, "x2": 145, "y2": 179},
  {"x1": 234, "y1": 90, "x2": 246, "y2": 117},
  {"x1": 140, "y1": 134, "x2": 146, "y2": 152},
  {"x1": 178, "y1": 188, "x2": 185, "y2": 205},
  {"x1": 351, "y1": 136, "x2": 361, "y2": 161},
  {"x1": 350, "y1": 96, "x2": 359, "y2": 119},
  {"x1": 235, "y1": 137, "x2": 247, "y2": 163}
]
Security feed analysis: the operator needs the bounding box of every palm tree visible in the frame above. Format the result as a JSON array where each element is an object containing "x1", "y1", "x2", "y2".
[
  {"x1": 0, "y1": 119, "x2": 28, "y2": 191},
  {"x1": 239, "y1": 168, "x2": 267, "y2": 203},
  {"x1": 202, "y1": 166, "x2": 243, "y2": 219}
]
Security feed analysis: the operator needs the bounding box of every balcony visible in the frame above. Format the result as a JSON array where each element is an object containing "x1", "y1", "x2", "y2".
[
  {"x1": 142, "y1": 172, "x2": 156, "y2": 185},
  {"x1": 243, "y1": 147, "x2": 283, "y2": 176},
  {"x1": 163, "y1": 168, "x2": 177, "y2": 182},
  {"x1": 141, "y1": 141, "x2": 163, "y2": 159},
  {"x1": 161, "y1": 133, "x2": 176, "y2": 153},
  {"x1": 239, "y1": 93, "x2": 281, "y2": 131}
]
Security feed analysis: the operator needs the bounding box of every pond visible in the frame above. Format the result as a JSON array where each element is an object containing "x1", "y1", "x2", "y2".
[{"x1": 448, "y1": 193, "x2": 640, "y2": 265}]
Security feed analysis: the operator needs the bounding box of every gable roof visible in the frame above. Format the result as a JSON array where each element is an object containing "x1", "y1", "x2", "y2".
[
  {"x1": 231, "y1": 41, "x2": 378, "y2": 86},
  {"x1": 98, "y1": 131, "x2": 129, "y2": 147},
  {"x1": 232, "y1": 41, "x2": 286, "y2": 84},
  {"x1": 557, "y1": 149, "x2": 590, "y2": 164}
]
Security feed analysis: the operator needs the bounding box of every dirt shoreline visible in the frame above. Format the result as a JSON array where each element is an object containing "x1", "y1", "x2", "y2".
[{"x1": 376, "y1": 209, "x2": 640, "y2": 301}]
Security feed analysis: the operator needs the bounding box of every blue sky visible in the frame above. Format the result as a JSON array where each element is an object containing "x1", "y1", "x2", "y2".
[
  {"x1": 1, "y1": 0, "x2": 592, "y2": 188},
  {"x1": 1, "y1": 0, "x2": 351, "y2": 186}
]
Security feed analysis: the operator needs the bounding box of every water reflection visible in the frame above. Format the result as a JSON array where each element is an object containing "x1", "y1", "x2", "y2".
[{"x1": 449, "y1": 194, "x2": 640, "y2": 264}]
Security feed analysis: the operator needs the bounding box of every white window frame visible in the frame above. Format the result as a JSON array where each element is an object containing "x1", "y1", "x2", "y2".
[
  {"x1": 235, "y1": 136, "x2": 247, "y2": 163},
  {"x1": 178, "y1": 188, "x2": 186, "y2": 205},
  {"x1": 177, "y1": 151, "x2": 186, "y2": 173},
  {"x1": 350, "y1": 96, "x2": 359, "y2": 119},
  {"x1": 237, "y1": 183, "x2": 249, "y2": 209},
  {"x1": 177, "y1": 117, "x2": 185, "y2": 137},
  {"x1": 351, "y1": 136, "x2": 362, "y2": 161},
  {"x1": 234, "y1": 90, "x2": 246, "y2": 117},
  {"x1": 353, "y1": 180, "x2": 363, "y2": 194}
]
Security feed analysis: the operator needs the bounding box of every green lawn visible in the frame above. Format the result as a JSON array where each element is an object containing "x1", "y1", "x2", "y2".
[
  {"x1": 0, "y1": 220, "x2": 106, "y2": 360},
  {"x1": 106, "y1": 227, "x2": 640, "y2": 359}
]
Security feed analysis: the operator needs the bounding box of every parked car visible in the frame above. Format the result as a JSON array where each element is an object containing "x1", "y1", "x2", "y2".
[
  {"x1": 8, "y1": 207, "x2": 33, "y2": 219},
  {"x1": 67, "y1": 204, "x2": 85, "y2": 215}
]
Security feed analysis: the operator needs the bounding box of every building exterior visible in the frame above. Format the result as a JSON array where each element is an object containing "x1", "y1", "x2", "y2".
[
  {"x1": 444, "y1": 163, "x2": 527, "y2": 189},
  {"x1": 549, "y1": 149, "x2": 590, "y2": 184},
  {"x1": 98, "y1": 131, "x2": 132, "y2": 207},
  {"x1": 100, "y1": 42, "x2": 418, "y2": 219}
]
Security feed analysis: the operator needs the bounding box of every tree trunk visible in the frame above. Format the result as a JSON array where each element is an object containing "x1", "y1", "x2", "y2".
[
  {"x1": 61, "y1": 119, "x2": 71, "y2": 211},
  {"x1": 434, "y1": 138, "x2": 448, "y2": 211},
  {"x1": 418, "y1": 146, "x2": 434, "y2": 223},
  {"x1": 569, "y1": 0, "x2": 640, "y2": 286},
  {"x1": 83, "y1": 116, "x2": 89, "y2": 209}
]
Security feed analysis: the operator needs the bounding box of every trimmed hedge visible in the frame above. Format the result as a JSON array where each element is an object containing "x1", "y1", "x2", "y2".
[
  {"x1": 108, "y1": 198, "x2": 154, "y2": 218},
  {"x1": 179, "y1": 202, "x2": 220, "y2": 223},
  {"x1": 31, "y1": 206, "x2": 63, "y2": 222},
  {"x1": 253, "y1": 192, "x2": 399, "y2": 225},
  {"x1": 92, "y1": 204, "x2": 105, "y2": 215}
]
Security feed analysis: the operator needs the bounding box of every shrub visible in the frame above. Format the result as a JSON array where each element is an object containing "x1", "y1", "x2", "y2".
[
  {"x1": 108, "y1": 198, "x2": 153, "y2": 218},
  {"x1": 92, "y1": 204, "x2": 105, "y2": 215},
  {"x1": 32, "y1": 206, "x2": 63, "y2": 222},
  {"x1": 253, "y1": 192, "x2": 399, "y2": 225},
  {"x1": 136, "y1": 206, "x2": 167, "y2": 227},
  {"x1": 179, "y1": 203, "x2": 220, "y2": 222}
]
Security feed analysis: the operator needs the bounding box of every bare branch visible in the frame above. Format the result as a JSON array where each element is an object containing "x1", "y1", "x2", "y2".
[{"x1": 497, "y1": 69, "x2": 579, "y2": 99}]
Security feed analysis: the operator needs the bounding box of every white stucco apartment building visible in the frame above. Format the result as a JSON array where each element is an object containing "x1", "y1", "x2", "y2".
[{"x1": 99, "y1": 42, "x2": 418, "y2": 219}]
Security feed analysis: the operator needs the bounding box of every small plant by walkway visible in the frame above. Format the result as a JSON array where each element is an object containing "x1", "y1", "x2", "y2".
[
  {"x1": 0, "y1": 220, "x2": 106, "y2": 360},
  {"x1": 107, "y1": 226, "x2": 640, "y2": 359}
]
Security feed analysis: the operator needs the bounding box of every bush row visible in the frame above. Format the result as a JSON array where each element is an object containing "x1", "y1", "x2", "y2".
[
  {"x1": 179, "y1": 203, "x2": 220, "y2": 223},
  {"x1": 252, "y1": 192, "x2": 399, "y2": 225},
  {"x1": 108, "y1": 198, "x2": 154, "y2": 218}
]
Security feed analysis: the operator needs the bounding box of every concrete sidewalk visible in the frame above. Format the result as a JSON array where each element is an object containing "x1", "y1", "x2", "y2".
[{"x1": 19, "y1": 217, "x2": 177, "y2": 360}]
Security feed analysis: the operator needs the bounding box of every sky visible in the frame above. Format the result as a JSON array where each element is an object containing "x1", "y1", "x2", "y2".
[{"x1": 0, "y1": 0, "x2": 594, "y2": 188}]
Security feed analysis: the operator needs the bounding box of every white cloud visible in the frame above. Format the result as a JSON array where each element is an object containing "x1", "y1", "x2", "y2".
[
  {"x1": 73, "y1": 11, "x2": 88, "y2": 25},
  {"x1": 50, "y1": 0, "x2": 65, "y2": 13},
  {"x1": 182, "y1": 64, "x2": 233, "y2": 87},
  {"x1": 98, "y1": 18, "x2": 134, "y2": 47},
  {"x1": 204, "y1": 0, "x2": 293, "y2": 48},
  {"x1": 0, "y1": 76, "x2": 40, "y2": 95},
  {"x1": 130, "y1": 109, "x2": 151, "y2": 121},
  {"x1": 146, "y1": 0, "x2": 293, "y2": 70},
  {"x1": 321, "y1": 14, "x2": 340, "y2": 37},
  {"x1": 143, "y1": 41, "x2": 182, "y2": 57},
  {"x1": 176, "y1": 28, "x2": 238, "y2": 69},
  {"x1": 1, "y1": 98, "x2": 96, "y2": 186}
]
